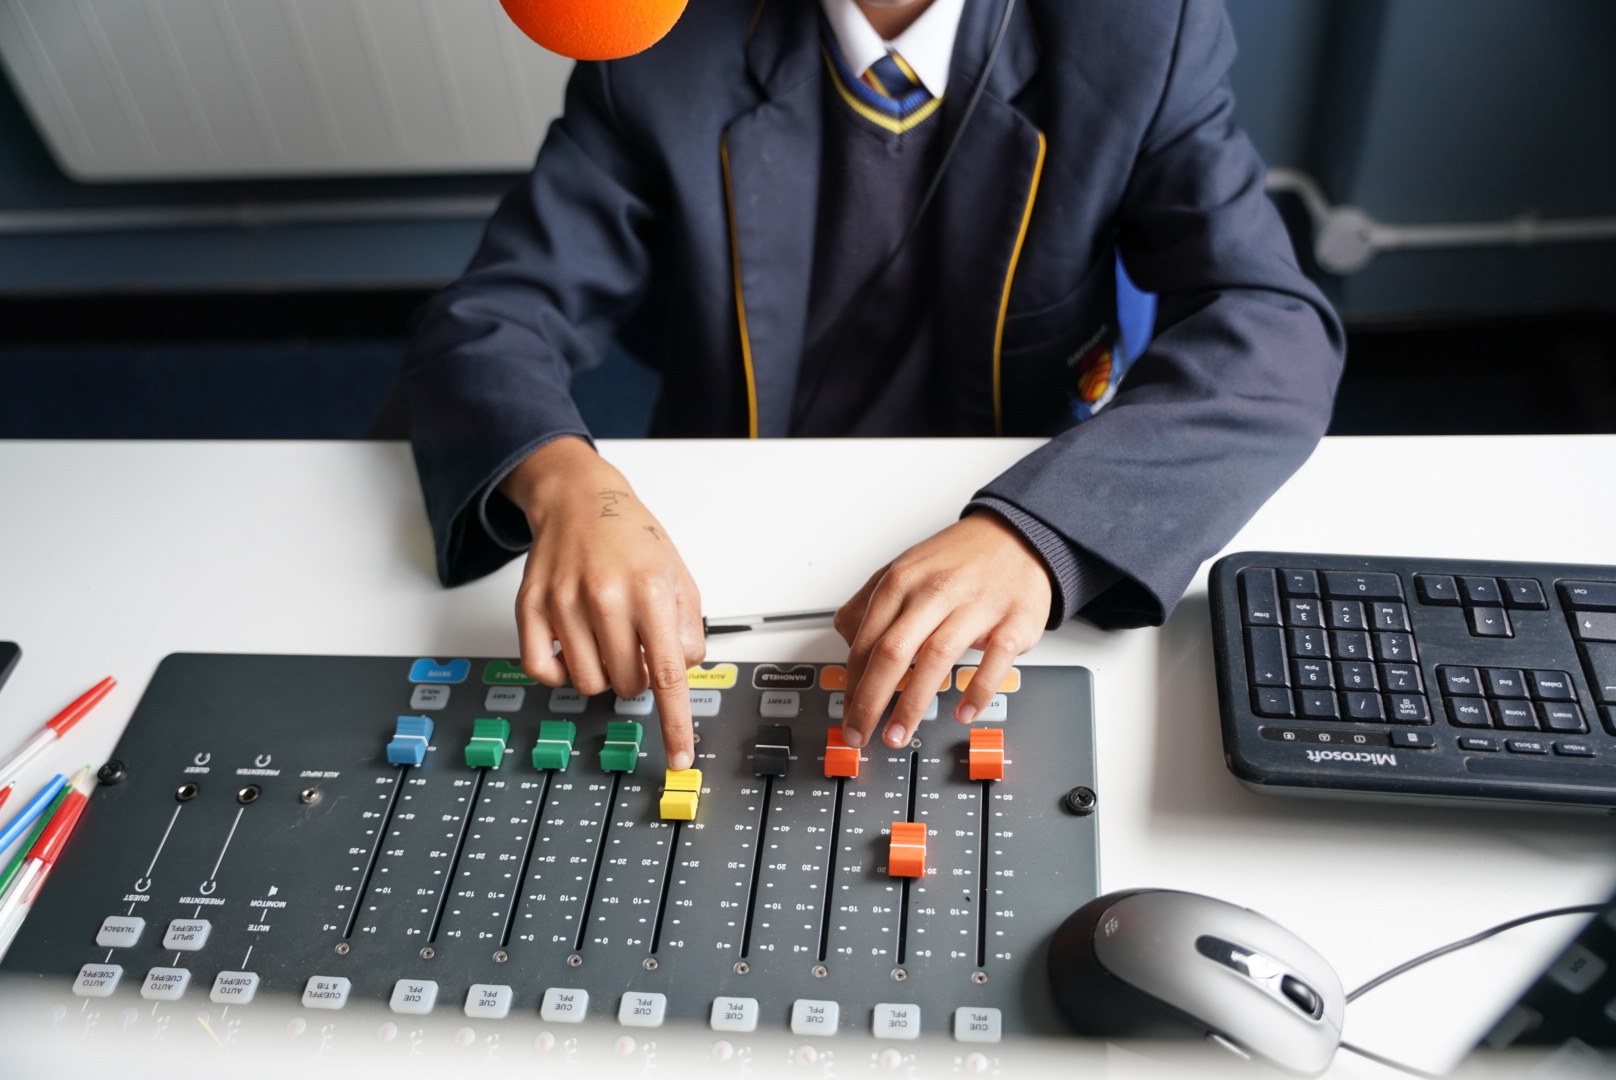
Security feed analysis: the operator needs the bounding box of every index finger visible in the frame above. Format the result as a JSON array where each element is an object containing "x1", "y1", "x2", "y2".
[{"x1": 637, "y1": 607, "x2": 695, "y2": 772}]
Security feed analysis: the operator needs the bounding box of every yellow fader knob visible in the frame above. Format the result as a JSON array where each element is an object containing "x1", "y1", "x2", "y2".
[{"x1": 659, "y1": 768, "x2": 702, "y2": 820}]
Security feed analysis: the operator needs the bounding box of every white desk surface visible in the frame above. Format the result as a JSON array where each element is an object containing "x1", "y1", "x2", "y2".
[{"x1": 2, "y1": 435, "x2": 1614, "y2": 1076}]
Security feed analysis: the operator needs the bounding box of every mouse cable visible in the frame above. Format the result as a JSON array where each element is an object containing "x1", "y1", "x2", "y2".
[
  {"x1": 1333, "y1": 903, "x2": 1605, "y2": 1080},
  {"x1": 1346, "y1": 903, "x2": 1604, "y2": 1004}
]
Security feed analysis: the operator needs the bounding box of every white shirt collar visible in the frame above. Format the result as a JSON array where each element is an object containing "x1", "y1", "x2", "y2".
[{"x1": 819, "y1": 0, "x2": 966, "y2": 99}]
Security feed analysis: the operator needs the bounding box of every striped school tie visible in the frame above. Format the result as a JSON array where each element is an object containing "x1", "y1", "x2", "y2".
[{"x1": 863, "y1": 52, "x2": 927, "y2": 101}]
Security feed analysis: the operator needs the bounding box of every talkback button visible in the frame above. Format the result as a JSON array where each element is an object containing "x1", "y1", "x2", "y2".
[{"x1": 96, "y1": 915, "x2": 145, "y2": 948}]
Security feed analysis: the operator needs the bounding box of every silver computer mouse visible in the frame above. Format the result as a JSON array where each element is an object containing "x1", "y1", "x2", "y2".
[{"x1": 1047, "y1": 889, "x2": 1345, "y2": 1076}]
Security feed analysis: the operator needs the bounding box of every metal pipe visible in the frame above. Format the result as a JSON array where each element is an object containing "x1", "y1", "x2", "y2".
[
  {"x1": 0, "y1": 195, "x2": 501, "y2": 236},
  {"x1": 1265, "y1": 167, "x2": 1616, "y2": 274}
]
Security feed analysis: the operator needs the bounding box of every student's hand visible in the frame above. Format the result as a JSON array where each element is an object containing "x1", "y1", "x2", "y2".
[
  {"x1": 834, "y1": 511, "x2": 1051, "y2": 750},
  {"x1": 500, "y1": 437, "x2": 705, "y2": 771}
]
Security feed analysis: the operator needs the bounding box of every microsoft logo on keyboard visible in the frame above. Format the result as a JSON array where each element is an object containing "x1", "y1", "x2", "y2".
[{"x1": 1304, "y1": 749, "x2": 1399, "y2": 767}]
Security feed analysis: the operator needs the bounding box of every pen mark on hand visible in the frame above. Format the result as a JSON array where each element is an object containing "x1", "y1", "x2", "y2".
[
  {"x1": 599, "y1": 490, "x2": 630, "y2": 518},
  {"x1": 644, "y1": 526, "x2": 664, "y2": 541}
]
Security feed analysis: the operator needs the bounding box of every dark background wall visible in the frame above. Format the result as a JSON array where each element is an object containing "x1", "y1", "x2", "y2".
[
  {"x1": 1, "y1": 0, "x2": 1613, "y2": 440},
  {"x1": 0, "y1": 0, "x2": 1612, "y2": 316}
]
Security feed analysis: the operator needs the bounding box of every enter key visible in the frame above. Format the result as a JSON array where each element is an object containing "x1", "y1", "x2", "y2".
[
  {"x1": 1572, "y1": 613, "x2": 1616, "y2": 643},
  {"x1": 1583, "y1": 644, "x2": 1616, "y2": 705}
]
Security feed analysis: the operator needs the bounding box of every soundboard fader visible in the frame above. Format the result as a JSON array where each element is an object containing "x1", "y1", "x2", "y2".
[{"x1": 2, "y1": 654, "x2": 1097, "y2": 1043}]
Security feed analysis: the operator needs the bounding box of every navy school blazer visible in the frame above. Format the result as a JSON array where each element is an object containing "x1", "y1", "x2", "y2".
[{"x1": 401, "y1": 0, "x2": 1345, "y2": 629}]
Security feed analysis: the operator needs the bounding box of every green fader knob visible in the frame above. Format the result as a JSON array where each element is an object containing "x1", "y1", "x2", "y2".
[
  {"x1": 465, "y1": 718, "x2": 511, "y2": 769},
  {"x1": 532, "y1": 720, "x2": 577, "y2": 771},
  {"x1": 599, "y1": 721, "x2": 644, "y2": 773}
]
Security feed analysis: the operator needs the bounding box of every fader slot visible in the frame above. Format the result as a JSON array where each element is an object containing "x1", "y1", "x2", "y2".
[
  {"x1": 427, "y1": 769, "x2": 488, "y2": 941},
  {"x1": 748, "y1": 775, "x2": 837, "y2": 961},
  {"x1": 571, "y1": 773, "x2": 621, "y2": 950},
  {"x1": 334, "y1": 767, "x2": 405, "y2": 938},
  {"x1": 903, "y1": 737, "x2": 982, "y2": 976},
  {"x1": 508, "y1": 772, "x2": 615, "y2": 954},
  {"x1": 435, "y1": 772, "x2": 547, "y2": 946},
  {"x1": 738, "y1": 776, "x2": 774, "y2": 957},
  {"x1": 582, "y1": 772, "x2": 674, "y2": 953},
  {"x1": 823, "y1": 747, "x2": 911, "y2": 971},
  {"x1": 352, "y1": 767, "x2": 479, "y2": 942}
]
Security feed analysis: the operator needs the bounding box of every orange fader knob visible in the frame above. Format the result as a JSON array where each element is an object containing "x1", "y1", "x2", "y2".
[
  {"x1": 824, "y1": 726, "x2": 861, "y2": 778},
  {"x1": 888, "y1": 822, "x2": 927, "y2": 878},
  {"x1": 968, "y1": 727, "x2": 1005, "y2": 781}
]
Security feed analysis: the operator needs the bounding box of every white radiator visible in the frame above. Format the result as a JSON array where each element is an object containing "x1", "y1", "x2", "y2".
[{"x1": 0, "y1": 0, "x2": 572, "y2": 181}]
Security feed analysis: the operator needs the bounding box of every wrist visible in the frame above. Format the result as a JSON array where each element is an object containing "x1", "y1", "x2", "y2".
[{"x1": 500, "y1": 437, "x2": 621, "y2": 529}]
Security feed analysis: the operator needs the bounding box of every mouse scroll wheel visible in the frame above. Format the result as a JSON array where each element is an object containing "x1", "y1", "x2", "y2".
[{"x1": 1280, "y1": 975, "x2": 1322, "y2": 1019}]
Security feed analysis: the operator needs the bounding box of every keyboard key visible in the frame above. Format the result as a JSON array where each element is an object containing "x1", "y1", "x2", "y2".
[
  {"x1": 1493, "y1": 701, "x2": 1538, "y2": 730},
  {"x1": 1297, "y1": 690, "x2": 1340, "y2": 720},
  {"x1": 1287, "y1": 600, "x2": 1323, "y2": 628},
  {"x1": 1458, "y1": 736, "x2": 1499, "y2": 751},
  {"x1": 1281, "y1": 569, "x2": 1320, "y2": 598},
  {"x1": 1375, "y1": 633, "x2": 1418, "y2": 662},
  {"x1": 1539, "y1": 702, "x2": 1587, "y2": 734},
  {"x1": 1555, "y1": 741, "x2": 1596, "y2": 758},
  {"x1": 1415, "y1": 574, "x2": 1460, "y2": 606},
  {"x1": 1446, "y1": 698, "x2": 1492, "y2": 728},
  {"x1": 1344, "y1": 692, "x2": 1385, "y2": 721},
  {"x1": 1292, "y1": 660, "x2": 1333, "y2": 689},
  {"x1": 1371, "y1": 603, "x2": 1410, "y2": 632},
  {"x1": 1252, "y1": 687, "x2": 1296, "y2": 718},
  {"x1": 1585, "y1": 644, "x2": 1616, "y2": 704},
  {"x1": 1389, "y1": 730, "x2": 1435, "y2": 749},
  {"x1": 1288, "y1": 628, "x2": 1330, "y2": 658},
  {"x1": 1468, "y1": 608, "x2": 1512, "y2": 638},
  {"x1": 1529, "y1": 670, "x2": 1576, "y2": 701},
  {"x1": 1572, "y1": 613, "x2": 1616, "y2": 643},
  {"x1": 1483, "y1": 669, "x2": 1528, "y2": 699},
  {"x1": 1245, "y1": 628, "x2": 1289, "y2": 686},
  {"x1": 1501, "y1": 578, "x2": 1548, "y2": 610},
  {"x1": 1328, "y1": 601, "x2": 1366, "y2": 631},
  {"x1": 1560, "y1": 581, "x2": 1616, "y2": 612},
  {"x1": 1330, "y1": 631, "x2": 1370, "y2": 660},
  {"x1": 1381, "y1": 664, "x2": 1423, "y2": 693},
  {"x1": 1440, "y1": 666, "x2": 1483, "y2": 696},
  {"x1": 1239, "y1": 569, "x2": 1281, "y2": 626},
  {"x1": 1336, "y1": 662, "x2": 1378, "y2": 691},
  {"x1": 1387, "y1": 695, "x2": 1431, "y2": 724},
  {"x1": 1460, "y1": 577, "x2": 1502, "y2": 605},
  {"x1": 1323, "y1": 571, "x2": 1404, "y2": 600},
  {"x1": 1506, "y1": 738, "x2": 1549, "y2": 756}
]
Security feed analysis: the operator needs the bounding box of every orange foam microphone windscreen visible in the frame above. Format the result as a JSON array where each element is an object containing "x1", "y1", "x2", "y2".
[{"x1": 500, "y1": 0, "x2": 690, "y2": 61}]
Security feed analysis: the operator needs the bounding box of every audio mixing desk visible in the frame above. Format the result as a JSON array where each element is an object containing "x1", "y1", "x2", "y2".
[{"x1": 0, "y1": 654, "x2": 1098, "y2": 1057}]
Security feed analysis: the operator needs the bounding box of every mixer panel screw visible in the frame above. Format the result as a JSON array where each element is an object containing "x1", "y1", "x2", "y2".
[
  {"x1": 812, "y1": 965, "x2": 828, "y2": 978},
  {"x1": 493, "y1": 950, "x2": 509, "y2": 963},
  {"x1": 645, "y1": 958, "x2": 659, "y2": 971},
  {"x1": 97, "y1": 761, "x2": 126, "y2": 785},
  {"x1": 567, "y1": 954, "x2": 583, "y2": 968},
  {"x1": 972, "y1": 971, "x2": 988, "y2": 985},
  {"x1": 1062, "y1": 786, "x2": 1097, "y2": 816},
  {"x1": 299, "y1": 787, "x2": 320, "y2": 804},
  {"x1": 420, "y1": 947, "x2": 434, "y2": 960},
  {"x1": 335, "y1": 943, "x2": 350, "y2": 955},
  {"x1": 891, "y1": 968, "x2": 907, "y2": 981},
  {"x1": 732, "y1": 961, "x2": 747, "y2": 975}
]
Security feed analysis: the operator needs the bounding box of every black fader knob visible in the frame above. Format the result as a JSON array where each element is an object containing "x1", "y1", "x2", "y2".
[{"x1": 755, "y1": 724, "x2": 793, "y2": 777}]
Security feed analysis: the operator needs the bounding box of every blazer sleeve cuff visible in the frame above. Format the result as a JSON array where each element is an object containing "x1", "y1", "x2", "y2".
[{"x1": 965, "y1": 497, "x2": 1123, "y2": 630}]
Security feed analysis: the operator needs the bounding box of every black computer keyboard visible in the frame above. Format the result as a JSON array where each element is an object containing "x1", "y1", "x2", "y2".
[{"x1": 1209, "y1": 552, "x2": 1616, "y2": 810}]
